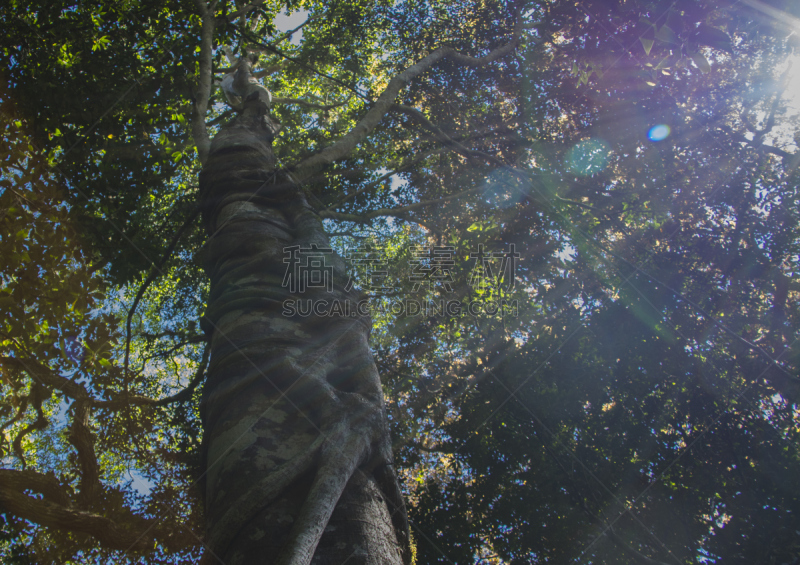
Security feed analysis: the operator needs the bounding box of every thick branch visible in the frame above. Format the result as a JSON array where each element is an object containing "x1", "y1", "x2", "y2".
[
  {"x1": 0, "y1": 469, "x2": 153, "y2": 551},
  {"x1": 0, "y1": 355, "x2": 92, "y2": 403},
  {"x1": 71, "y1": 398, "x2": 101, "y2": 506},
  {"x1": 193, "y1": 0, "x2": 217, "y2": 164}
]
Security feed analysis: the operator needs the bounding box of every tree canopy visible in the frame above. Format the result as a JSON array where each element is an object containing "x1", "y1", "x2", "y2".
[{"x1": 1, "y1": 0, "x2": 799, "y2": 563}]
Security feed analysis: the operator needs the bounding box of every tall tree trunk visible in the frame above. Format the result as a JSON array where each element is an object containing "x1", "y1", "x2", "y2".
[{"x1": 197, "y1": 96, "x2": 411, "y2": 564}]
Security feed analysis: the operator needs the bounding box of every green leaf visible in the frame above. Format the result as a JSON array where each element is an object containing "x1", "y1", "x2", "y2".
[
  {"x1": 654, "y1": 24, "x2": 679, "y2": 45},
  {"x1": 693, "y1": 24, "x2": 733, "y2": 53},
  {"x1": 655, "y1": 54, "x2": 672, "y2": 70},
  {"x1": 639, "y1": 24, "x2": 656, "y2": 55},
  {"x1": 691, "y1": 51, "x2": 711, "y2": 73},
  {"x1": 665, "y1": 10, "x2": 682, "y2": 35}
]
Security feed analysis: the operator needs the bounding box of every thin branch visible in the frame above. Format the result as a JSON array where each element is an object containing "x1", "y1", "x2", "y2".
[
  {"x1": 253, "y1": 60, "x2": 288, "y2": 77},
  {"x1": 320, "y1": 209, "x2": 441, "y2": 234},
  {"x1": 91, "y1": 344, "x2": 210, "y2": 410},
  {"x1": 325, "y1": 167, "x2": 404, "y2": 211},
  {"x1": 156, "y1": 344, "x2": 210, "y2": 405},
  {"x1": 324, "y1": 231, "x2": 369, "y2": 239},
  {"x1": 123, "y1": 205, "x2": 202, "y2": 381},
  {"x1": 226, "y1": 0, "x2": 266, "y2": 22},
  {"x1": 260, "y1": 13, "x2": 319, "y2": 48},
  {"x1": 408, "y1": 441, "x2": 454, "y2": 453},
  {"x1": 325, "y1": 125, "x2": 517, "y2": 212},
  {"x1": 605, "y1": 528, "x2": 673, "y2": 565},
  {"x1": 247, "y1": 40, "x2": 372, "y2": 102},
  {"x1": 753, "y1": 64, "x2": 792, "y2": 143},
  {"x1": 136, "y1": 340, "x2": 202, "y2": 372},
  {"x1": 320, "y1": 185, "x2": 482, "y2": 221},
  {"x1": 272, "y1": 96, "x2": 350, "y2": 110},
  {"x1": 206, "y1": 108, "x2": 235, "y2": 126}
]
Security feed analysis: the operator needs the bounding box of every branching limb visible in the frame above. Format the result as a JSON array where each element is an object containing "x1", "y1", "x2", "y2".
[
  {"x1": 391, "y1": 104, "x2": 506, "y2": 168},
  {"x1": 0, "y1": 352, "x2": 102, "y2": 505},
  {"x1": 11, "y1": 386, "x2": 47, "y2": 466},
  {"x1": 155, "y1": 344, "x2": 210, "y2": 405},
  {"x1": 730, "y1": 132, "x2": 796, "y2": 159},
  {"x1": 293, "y1": 18, "x2": 522, "y2": 178},
  {"x1": 324, "y1": 125, "x2": 517, "y2": 212},
  {"x1": 93, "y1": 345, "x2": 210, "y2": 410},
  {"x1": 2, "y1": 338, "x2": 208, "y2": 414}
]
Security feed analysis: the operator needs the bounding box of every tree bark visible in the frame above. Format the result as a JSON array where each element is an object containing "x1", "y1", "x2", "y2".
[{"x1": 197, "y1": 95, "x2": 410, "y2": 564}]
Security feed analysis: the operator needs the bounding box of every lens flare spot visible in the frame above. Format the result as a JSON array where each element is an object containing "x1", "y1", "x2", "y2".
[
  {"x1": 566, "y1": 139, "x2": 611, "y2": 176},
  {"x1": 648, "y1": 124, "x2": 670, "y2": 141}
]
